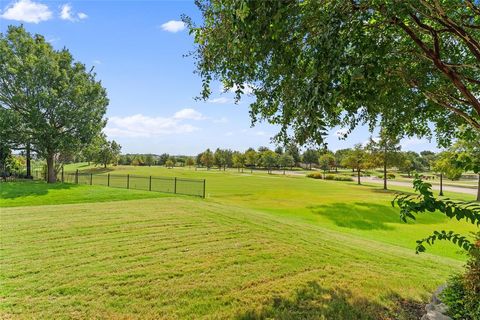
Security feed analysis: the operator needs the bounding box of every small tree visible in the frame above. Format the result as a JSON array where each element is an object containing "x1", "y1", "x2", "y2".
[
  {"x1": 245, "y1": 148, "x2": 257, "y2": 170},
  {"x1": 302, "y1": 149, "x2": 318, "y2": 170},
  {"x1": 93, "y1": 137, "x2": 121, "y2": 168},
  {"x1": 367, "y1": 131, "x2": 401, "y2": 190},
  {"x1": 201, "y1": 149, "x2": 214, "y2": 170},
  {"x1": 186, "y1": 157, "x2": 195, "y2": 168},
  {"x1": 278, "y1": 153, "x2": 294, "y2": 174},
  {"x1": 341, "y1": 144, "x2": 370, "y2": 185},
  {"x1": 232, "y1": 152, "x2": 246, "y2": 172},
  {"x1": 165, "y1": 159, "x2": 174, "y2": 169},
  {"x1": 145, "y1": 154, "x2": 155, "y2": 167},
  {"x1": 432, "y1": 152, "x2": 463, "y2": 196},
  {"x1": 318, "y1": 153, "x2": 335, "y2": 174},
  {"x1": 261, "y1": 150, "x2": 278, "y2": 174}
]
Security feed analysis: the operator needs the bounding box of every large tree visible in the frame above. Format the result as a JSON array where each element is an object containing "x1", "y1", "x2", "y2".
[
  {"x1": 186, "y1": 1, "x2": 480, "y2": 145},
  {"x1": 0, "y1": 26, "x2": 108, "y2": 183}
]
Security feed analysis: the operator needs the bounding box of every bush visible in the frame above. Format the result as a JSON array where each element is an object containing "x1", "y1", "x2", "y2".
[
  {"x1": 441, "y1": 233, "x2": 480, "y2": 320},
  {"x1": 377, "y1": 173, "x2": 396, "y2": 179},
  {"x1": 334, "y1": 176, "x2": 353, "y2": 181},
  {"x1": 306, "y1": 172, "x2": 323, "y2": 179},
  {"x1": 306, "y1": 173, "x2": 353, "y2": 181}
]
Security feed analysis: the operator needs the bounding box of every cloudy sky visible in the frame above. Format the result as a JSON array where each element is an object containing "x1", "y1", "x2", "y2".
[{"x1": 0, "y1": 0, "x2": 439, "y2": 155}]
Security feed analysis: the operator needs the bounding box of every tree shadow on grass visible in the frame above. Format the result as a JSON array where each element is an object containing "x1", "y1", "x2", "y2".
[
  {"x1": 236, "y1": 281, "x2": 424, "y2": 320},
  {"x1": 308, "y1": 202, "x2": 445, "y2": 230},
  {"x1": 0, "y1": 181, "x2": 77, "y2": 200}
]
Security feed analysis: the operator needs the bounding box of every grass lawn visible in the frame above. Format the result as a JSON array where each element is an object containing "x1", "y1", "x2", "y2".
[
  {"x1": 1, "y1": 164, "x2": 478, "y2": 319},
  {"x1": 0, "y1": 181, "x2": 171, "y2": 207}
]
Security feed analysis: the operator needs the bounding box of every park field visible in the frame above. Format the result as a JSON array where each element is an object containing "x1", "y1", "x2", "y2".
[{"x1": 1, "y1": 164, "x2": 478, "y2": 319}]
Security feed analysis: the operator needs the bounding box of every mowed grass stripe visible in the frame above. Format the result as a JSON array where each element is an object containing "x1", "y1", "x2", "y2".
[{"x1": 1, "y1": 197, "x2": 460, "y2": 319}]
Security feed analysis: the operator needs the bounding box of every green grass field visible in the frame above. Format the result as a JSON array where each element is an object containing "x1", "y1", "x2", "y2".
[{"x1": 1, "y1": 163, "x2": 478, "y2": 319}]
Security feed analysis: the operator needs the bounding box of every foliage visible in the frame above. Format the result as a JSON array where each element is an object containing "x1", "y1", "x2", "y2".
[
  {"x1": 200, "y1": 149, "x2": 214, "y2": 169},
  {"x1": 278, "y1": 153, "x2": 294, "y2": 169},
  {"x1": 0, "y1": 26, "x2": 108, "y2": 183},
  {"x1": 393, "y1": 176, "x2": 479, "y2": 254},
  {"x1": 441, "y1": 275, "x2": 470, "y2": 320},
  {"x1": 306, "y1": 172, "x2": 353, "y2": 182},
  {"x1": 302, "y1": 149, "x2": 319, "y2": 168},
  {"x1": 441, "y1": 234, "x2": 480, "y2": 320},
  {"x1": 165, "y1": 159, "x2": 174, "y2": 168},
  {"x1": 186, "y1": 1, "x2": 480, "y2": 146},
  {"x1": 260, "y1": 150, "x2": 278, "y2": 172},
  {"x1": 318, "y1": 153, "x2": 335, "y2": 172},
  {"x1": 232, "y1": 151, "x2": 246, "y2": 170},
  {"x1": 432, "y1": 152, "x2": 464, "y2": 180},
  {"x1": 306, "y1": 172, "x2": 323, "y2": 179}
]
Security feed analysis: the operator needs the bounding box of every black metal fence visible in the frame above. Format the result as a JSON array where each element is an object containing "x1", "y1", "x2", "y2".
[{"x1": 32, "y1": 170, "x2": 206, "y2": 198}]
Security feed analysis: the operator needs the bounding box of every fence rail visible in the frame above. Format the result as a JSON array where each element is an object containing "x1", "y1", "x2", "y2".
[{"x1": 33, "y1": 170, "x2": 206, "y2": 198}]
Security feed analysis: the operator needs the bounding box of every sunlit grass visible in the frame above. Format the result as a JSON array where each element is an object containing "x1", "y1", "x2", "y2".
[{"x1": 1, "y1": 164, "x2": 478, "y2": 318}]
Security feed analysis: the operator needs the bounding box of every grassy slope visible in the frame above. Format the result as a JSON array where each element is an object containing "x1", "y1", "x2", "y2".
[
  {"x1": 0, "y1": 198, "x2": 461, "y2": 319},
  {"x1": 1, "y1": 164, "x2": 478, "y2": 319},
  {"x1": 63, "y1": 163, "x2": 477, "y2": 260}
]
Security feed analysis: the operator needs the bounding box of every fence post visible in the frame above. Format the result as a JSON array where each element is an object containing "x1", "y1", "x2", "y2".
[
  {"x1": 149, "y1": 176, "x2": 152, "y2": 191},
  {"x1": 61, "y1": 166, "x2": 64, "y2": 183},
  {"x1": 203, "y1": 179, "x2": 206, "y2": 198},
  {"x1": 75, "y1": 169, "x2": 78, "y2": 184},
  {"x1": 107, "y1": 173, "x2": 110, "y2": 187},
  {"x1": 127, "y1": 174, "x2": 130, "y2": 189},
  {"x1": 174, "y1": 177, "x2": 177, "y2": 194},
  {"x1": 90, "y1": 173, "x2": 93, "y2": 185}
]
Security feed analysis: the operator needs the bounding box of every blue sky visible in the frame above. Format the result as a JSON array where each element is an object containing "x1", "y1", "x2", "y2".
[{"x1": 0, "y1": 0, "x2": 439, "y2": 155}]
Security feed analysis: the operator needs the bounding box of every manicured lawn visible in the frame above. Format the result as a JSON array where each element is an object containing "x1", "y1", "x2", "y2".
[
  {"x1": 0, "y1": 197, "x2": 462, "y2": 319},
  {"x1": 64, "y1": 164, "x2": 478, "y2": 260},
  {"x1": 1, "y1": 164, "x2": 478, "y2": 319},
  {"x1": 0, "y1": 181, "x2": 170, "y2": 207}
]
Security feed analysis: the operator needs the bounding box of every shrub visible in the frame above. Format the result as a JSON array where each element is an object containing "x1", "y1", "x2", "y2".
[
  {"x1": 441, "y1": 275, "x2": 469, "y2": 320},
  {"x1": 334, "y1": 176, "x2": 353, "y2": 181},
  {"x1": 377, "y1": 173, "x2": 396, "y2": 179},
  {"x1": 324, "y1": 174, "x2": 335, "y2": 180},
  {"x1": 306, "y1": 172, "x2": 323, "y2": 179}
]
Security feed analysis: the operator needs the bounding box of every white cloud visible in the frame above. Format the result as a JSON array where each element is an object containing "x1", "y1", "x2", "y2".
[
  {"x1": 60, "y1": 4, "x2": 87, "y2": 21},
  {"x1": 77, "y1": 12, "x2": 87, "y2": 19},
  {"x1": 173, "y1": 108, "x2": 205, "y2": 120},
  {"x1": 0, "y1": 0, "x2": 52, "y2": 23},
  {"x1": 208, "y1": 97, "x2": 232, "y2": 104},
  {"x1": 160, "y1": 20, "x2": 185, "y2": 33},
  {"x1": 93, "y1": 59, "x2": 101, "y2": 65},
  {"x1": 104, "y1": 109, "x2": 206, "y2": 138}
]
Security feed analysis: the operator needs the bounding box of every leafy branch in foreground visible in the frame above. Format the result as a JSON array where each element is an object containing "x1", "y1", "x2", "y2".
[{"x1": 392, "y1": 175, "x2": 480, "y2": 254}]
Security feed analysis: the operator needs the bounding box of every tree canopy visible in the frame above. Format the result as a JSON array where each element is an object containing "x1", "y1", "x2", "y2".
[
  {"x1": 0, "y1": 26, "x2": 108, "y2": 182},
  {"x1": 186, "y1": 1, "x2": 480, "y2": 146}
]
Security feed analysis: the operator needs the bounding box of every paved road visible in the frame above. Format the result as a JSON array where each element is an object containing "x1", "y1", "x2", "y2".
[
  {"x1": 363, "y1": 177, "x2": 478, "y2": 196},
  {"x1": 261, "y1": 170, "x2": 478, "y2": 196}
]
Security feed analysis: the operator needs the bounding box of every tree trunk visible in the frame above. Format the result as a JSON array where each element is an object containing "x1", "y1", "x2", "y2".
[
  {"x1": 383, "y1": 148, "x2": 387, "y2": 190},
  {"x1": 26, "y1": 143, "x2": 32, "y2": 179},
  {"x1": 357, "y1": 167, "x2": 361, "y2": 185},
  {"x1": 46, "y1": 153, "x2": 56, "y2": 183},
  {"x1": 439, "y1": 173, "x2": 444, "y2": 196},
  {"x1": 104, "y1": 163, "x2": 107, "y2": 168},
  {"x1": 476, "y1": 174, "x2": 480, "y2": 202}
]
